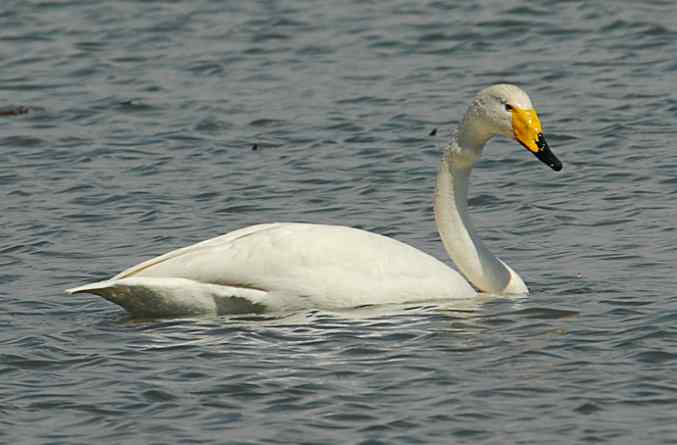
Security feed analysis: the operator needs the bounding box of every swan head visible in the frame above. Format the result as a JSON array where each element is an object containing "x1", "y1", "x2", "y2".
[{"x1": 457, "y1": 84, "x2": 562, "y2": 171}]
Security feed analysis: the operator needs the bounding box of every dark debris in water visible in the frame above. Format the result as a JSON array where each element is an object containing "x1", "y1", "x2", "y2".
[
  {"x1": 0, "y1": 106, "x2": 31, "y2": 117},
  {"x1": 429, "y1": 127, "x2": 438, "y2": 136}
]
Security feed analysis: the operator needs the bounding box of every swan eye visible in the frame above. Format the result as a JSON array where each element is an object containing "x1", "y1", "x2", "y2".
[{"x1": 504, "y1": 104, "x2": 513, "y2": 112}]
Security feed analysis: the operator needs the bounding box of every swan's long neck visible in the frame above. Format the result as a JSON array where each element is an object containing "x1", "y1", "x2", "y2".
[{"x1": 434, "y1": 139, "x2": 528, "y2": 295}]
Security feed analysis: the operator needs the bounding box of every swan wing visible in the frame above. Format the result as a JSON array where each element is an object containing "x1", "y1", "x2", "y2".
[{"x1": 69, "y1": 223, "x2": 475, "y2": 315}]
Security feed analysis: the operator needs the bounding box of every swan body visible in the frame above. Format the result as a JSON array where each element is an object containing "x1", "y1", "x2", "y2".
[
  {"x1": 67, "y1": 84, "x2": 562, "y2": 317},
  {"x1": 68, "y1": 223, "x2": 475, "y2": 316}
]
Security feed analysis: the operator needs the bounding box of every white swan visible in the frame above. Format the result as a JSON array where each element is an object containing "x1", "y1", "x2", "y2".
[{"x1": 66, "y1": 84, "x2": 562, "y2": 317}]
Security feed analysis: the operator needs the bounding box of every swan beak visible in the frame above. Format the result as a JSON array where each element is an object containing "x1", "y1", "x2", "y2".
[{"x1": 512, "y1": 108, "x2": 562, "y2": 171}]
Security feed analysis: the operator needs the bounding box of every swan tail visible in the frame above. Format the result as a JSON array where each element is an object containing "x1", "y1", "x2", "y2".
[{"x1": 66, "y1": 277, "x2": 267, "y2": 317}]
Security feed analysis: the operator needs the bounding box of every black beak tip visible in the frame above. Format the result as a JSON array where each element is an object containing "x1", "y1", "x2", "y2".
[{"x1": 535, "y1": 133, "x2": 562, "y2": 172}]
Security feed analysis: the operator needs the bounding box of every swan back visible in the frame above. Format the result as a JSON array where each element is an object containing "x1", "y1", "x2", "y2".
[{"x1": 116, "y1": 223, "x2": 476, "y2": 308}]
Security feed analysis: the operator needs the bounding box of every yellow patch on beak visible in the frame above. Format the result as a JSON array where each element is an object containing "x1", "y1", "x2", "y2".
[{"x1": 511, "y1": 108, "x2": 544, "y2": 153}]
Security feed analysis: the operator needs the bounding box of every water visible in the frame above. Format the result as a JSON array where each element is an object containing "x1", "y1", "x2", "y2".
[{"x1": 2, "y1": 0, "x2": 677, "y2": 443}]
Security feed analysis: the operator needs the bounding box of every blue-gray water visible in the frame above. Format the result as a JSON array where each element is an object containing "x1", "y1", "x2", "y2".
[{"x1": 2, "y1": 1, "x2": 677, "y2": 443}]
